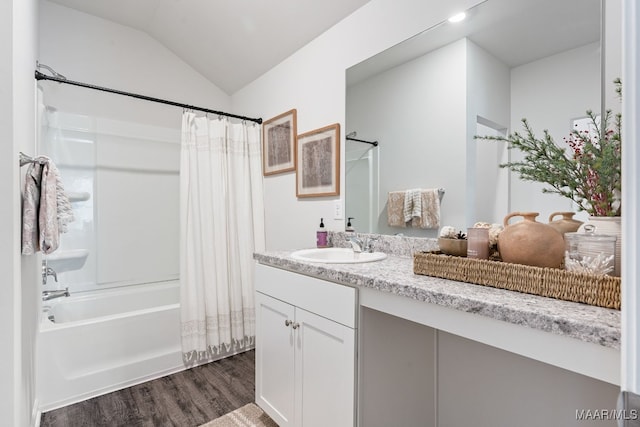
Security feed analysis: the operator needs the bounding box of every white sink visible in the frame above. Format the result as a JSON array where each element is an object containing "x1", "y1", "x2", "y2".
[{"x1": 291, "y1": 248, "x2": 387, "y2": 264}]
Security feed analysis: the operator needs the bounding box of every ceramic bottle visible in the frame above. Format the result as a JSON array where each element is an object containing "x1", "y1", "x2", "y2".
[
  {"x1": 547, "y1": 211, "x2": 583, "y2": 234},
  {"x1": 498, "y1": 212, "x2": 565, "y2": 268}
]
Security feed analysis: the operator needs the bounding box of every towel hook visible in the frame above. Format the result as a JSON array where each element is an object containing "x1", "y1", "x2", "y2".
[{"x1": 19, "y1": 152, "x2": 49, "y2": 167}]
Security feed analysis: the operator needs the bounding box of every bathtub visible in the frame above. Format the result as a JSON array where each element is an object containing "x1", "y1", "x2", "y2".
[{"x1": 37, "y1": 281, "x2": 184, "y2": 411}]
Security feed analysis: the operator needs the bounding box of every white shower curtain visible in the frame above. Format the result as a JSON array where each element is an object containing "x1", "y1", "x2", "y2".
[{"x1": 180, "y1": 112, "x2": 265, "y2": 362}]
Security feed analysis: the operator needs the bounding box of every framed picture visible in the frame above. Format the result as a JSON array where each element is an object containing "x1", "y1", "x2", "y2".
[
  {"x1": 296, "y1": 123, "x2": 340, "y2": 198},
  {"x1": 262, "y1": 109, "x2": 297, "y2": 176}
]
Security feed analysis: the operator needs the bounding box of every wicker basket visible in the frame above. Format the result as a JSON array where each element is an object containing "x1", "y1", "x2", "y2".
[{"x1": 413, "y1": 251, "x2": 620, "y2": 309}]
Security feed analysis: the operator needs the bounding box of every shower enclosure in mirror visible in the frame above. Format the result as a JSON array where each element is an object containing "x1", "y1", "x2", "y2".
[
  {"x1": 345, "y1": 133, "x2": 379, "y2": 233},
  {"x1": 346, "y1": 0, "x2": 602, "y2": 236}
]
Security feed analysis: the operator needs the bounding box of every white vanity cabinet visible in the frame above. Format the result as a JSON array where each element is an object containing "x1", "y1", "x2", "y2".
[{"x1": 255, "y1": 263, "x2": 357, "y2": 427}]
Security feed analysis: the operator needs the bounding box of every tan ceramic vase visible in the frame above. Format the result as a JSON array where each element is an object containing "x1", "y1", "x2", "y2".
[
  {"x1": 547, "y1": 211, "x2": 583, "y2": 235},
  {"x1": 498, "y1": 212, "x2": 565, "y2": 268}
]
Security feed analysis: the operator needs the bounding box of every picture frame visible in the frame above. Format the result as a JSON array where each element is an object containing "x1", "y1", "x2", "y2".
[
  {"x1": 296, "y1": 123, "x2": 340, "y2": 198},
  {"x1": 262, "y1": 109, "x2": 297, "y2": 176}
]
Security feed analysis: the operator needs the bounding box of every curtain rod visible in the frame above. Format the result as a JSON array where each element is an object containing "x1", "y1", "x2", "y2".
[
  {"x1": 346, "y1": 136, "x2": 378, "y2": 147},
  {"x1": 35, "y1": 70, "x2": 263, "y2": 125}
]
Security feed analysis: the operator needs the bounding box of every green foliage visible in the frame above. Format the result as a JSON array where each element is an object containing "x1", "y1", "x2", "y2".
[{"x1": 476, "y1": 92, "x2": 621, "y2": 217}]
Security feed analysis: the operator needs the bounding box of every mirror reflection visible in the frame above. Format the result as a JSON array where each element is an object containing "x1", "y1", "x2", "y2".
[{"x1": 345, "y1": 0, "x2": 601, "y2": 236}]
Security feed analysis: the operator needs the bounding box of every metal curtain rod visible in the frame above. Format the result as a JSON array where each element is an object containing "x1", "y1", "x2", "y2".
[
  {"x1": 34, "y1": 70, "x2": 263, "y2": 124},
  {"x1": 346, "y1": 136, "x2": 378, "y2": 147}
]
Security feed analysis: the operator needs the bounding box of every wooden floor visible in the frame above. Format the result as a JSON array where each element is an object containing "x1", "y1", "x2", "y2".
[{"x1": 40, "y1": 350, "x2": 256, "y2": 427}]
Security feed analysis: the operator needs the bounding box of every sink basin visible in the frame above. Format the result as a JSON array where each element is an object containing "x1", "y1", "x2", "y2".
[{"x1": 291, "y1": 248, "x2": 387, "y2": 264}]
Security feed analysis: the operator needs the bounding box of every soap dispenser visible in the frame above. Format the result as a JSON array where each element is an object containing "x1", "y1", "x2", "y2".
[
  {"x1": 317, "y1": 218, "x2": 328, "y2": 248},
  {"x1": 346, "y1": 217, "x2": 355, "y2": 233}
]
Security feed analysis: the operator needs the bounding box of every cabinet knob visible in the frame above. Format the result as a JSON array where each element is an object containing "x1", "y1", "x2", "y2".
[
  {"x1": 285, "y1": 319, "x2": 292, "y2": 327},
  {"x1": 292, "y1": 322, "x2": 300, "y2": 329}
]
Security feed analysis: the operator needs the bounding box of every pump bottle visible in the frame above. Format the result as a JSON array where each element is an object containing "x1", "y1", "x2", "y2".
[
  {"x1": 317, "y1": 218, "x2": 328, "y2": 248},
  {"x1": 346, "y1": 217, "x2": 355, "y2": 233}
]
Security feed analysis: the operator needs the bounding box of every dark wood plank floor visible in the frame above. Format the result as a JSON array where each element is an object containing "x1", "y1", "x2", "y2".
[{"x1": 41, "y1": 350, "x2": 256, "y2": 427}]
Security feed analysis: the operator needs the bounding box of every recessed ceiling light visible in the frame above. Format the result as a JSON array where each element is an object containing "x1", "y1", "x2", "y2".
[{"x1": 448, "y1": 12, "x2": 466, "y2": 23}]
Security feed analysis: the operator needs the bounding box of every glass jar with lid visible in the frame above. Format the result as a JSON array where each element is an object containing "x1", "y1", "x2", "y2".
[{"x1": 564, "y1": 225, "x2": 617, "y2": 276}]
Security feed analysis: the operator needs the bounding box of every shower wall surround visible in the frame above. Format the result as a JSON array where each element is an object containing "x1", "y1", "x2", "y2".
[{"x1": 40, "y1": 108, "x2": 180, "y2": 293}]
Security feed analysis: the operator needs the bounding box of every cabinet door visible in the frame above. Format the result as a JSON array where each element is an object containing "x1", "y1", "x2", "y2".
[
  {"x1": 295, "y1": 308, "x2": 356, "y2": 427},
  {"x1": 256, "y1": 292, "x2": 296, "y2": 427}
]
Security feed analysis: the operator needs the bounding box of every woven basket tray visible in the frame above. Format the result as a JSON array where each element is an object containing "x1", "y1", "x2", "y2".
[{"x1": 413, "y1": 251, "x2": 621, "y2": 309}]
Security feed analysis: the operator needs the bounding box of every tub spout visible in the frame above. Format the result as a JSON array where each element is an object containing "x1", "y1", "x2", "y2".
[{"x1": 42, "y1": 288, "x2": 70, "y2": 301}]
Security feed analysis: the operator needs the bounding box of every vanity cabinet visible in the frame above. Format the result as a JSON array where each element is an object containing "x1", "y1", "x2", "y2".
[{"x1": 255, "y1": 264, "x2": 357, "y2": 427}]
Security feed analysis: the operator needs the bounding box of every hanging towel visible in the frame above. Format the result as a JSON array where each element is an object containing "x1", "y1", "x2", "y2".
[
  {"x1": 403, "y1": 188, "x2": 422, "y2": 222},
  {"x1": 22, "y1": 162, "x2": 43, "y2": 255},
  {"x1": 411, "y1": 188, "x2": 442, "y2": 229},
  {"x1": 387, "y1": 191, "x2": 407, "y2": 227},
  {"x1": 22, "y1": 156, "x2": 74, "y2": 255}
]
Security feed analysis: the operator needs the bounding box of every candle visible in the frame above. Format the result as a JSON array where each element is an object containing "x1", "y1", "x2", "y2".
[{"x1": 467, "y1": 227, "x2": 489, "y2": 259}]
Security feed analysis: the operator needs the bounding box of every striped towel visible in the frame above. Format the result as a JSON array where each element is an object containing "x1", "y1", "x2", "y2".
[{"x1": 403, "y1": 189, "x2": 422, "y2": 222}]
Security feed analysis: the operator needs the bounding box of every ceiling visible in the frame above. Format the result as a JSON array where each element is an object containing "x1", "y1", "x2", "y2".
[
  {"x1": 348, "y1": 0, "x2": 601, "y2": 86},
  {"x1": 47, "y1": 0, "x2": 370, "y2": 95}
]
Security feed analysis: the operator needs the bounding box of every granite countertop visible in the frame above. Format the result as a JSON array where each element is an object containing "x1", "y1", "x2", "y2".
[{"x1": 254, "y1": 250, "x2": 621, "y2": 350}]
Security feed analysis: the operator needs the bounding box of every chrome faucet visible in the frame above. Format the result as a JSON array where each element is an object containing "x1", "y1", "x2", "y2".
[
  {"x1": 42, "y1": 287, "x2": 70, "y2": 301},
  {"x1": 348, "y1": 236, "x2": 364, "y2": 253},
  {"x1": 42, "y1": 261, "x2": 58, "y2": 286},
  {"x1": 347, "y1": 235, "x2": 379, "y2": 253}
]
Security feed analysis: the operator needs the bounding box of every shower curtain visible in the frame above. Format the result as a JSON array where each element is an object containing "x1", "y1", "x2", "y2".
[{"x1": 180, "y1": 112, "x2": 265, "y2": 362}]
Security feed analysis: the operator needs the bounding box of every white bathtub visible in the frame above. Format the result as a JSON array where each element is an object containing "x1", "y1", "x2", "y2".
[{"x1": 37, "y1": 281, "x2": 184, "y2": 411}]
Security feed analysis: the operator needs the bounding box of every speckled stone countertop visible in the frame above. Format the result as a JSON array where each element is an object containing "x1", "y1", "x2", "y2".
[{"x1": 254, "y1": 235, "x2": 621, "y2": 350}]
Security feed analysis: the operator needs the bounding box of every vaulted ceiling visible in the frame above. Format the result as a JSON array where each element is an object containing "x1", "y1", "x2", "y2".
[{"x1": 46, "y1": 0, "x2": 370, "y2": 94}]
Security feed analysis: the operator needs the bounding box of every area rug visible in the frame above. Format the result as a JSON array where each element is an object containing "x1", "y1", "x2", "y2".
[{"x1": 200, "y1": 403, "x2": 279, "y2": 427}]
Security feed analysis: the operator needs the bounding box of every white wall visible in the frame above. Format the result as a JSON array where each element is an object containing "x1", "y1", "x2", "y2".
[
  {"x1": 346, "y1": 35, "x2": 512, "y2": 234},
  {"x1": 347, "y1": 38, "x2": 468, "y2": 236},
  {"x1": 38, "y1": 0, "x2": 230, "y2": 129},
  {"x1": 466, "y1": 40, "x2": 510, "y2": 225},
  {"x1": 605, "y1": 0, "x2": 622, "y2": 115},
  {"x1": 0, "y1": 0, "x2": 40, "y2": 425},
  {"x1": 509, "y1": 42, "x2": 601, "y2": 222},
  {"x1": 232, "y1": 0, "x2": 479, "y2": 250},
  {"x1": 347, "y1": 37, "x2": 599, "y2": 236},
  {"x1": 38, "y1": 1, "x2": 229, "y2": 294}
]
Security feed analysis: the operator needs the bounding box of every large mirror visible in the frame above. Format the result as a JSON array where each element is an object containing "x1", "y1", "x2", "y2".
[{"x1": 345, "y1": 0, "x2": 602, "y2": 236}]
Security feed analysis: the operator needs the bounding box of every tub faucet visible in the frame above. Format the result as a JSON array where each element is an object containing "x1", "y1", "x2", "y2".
[
  {"x1": 42, "y1": 288, "x2": 70, "y2": 301},
  {"x1": 42, "y1": 261, "x2": 57, "y2": 285}
]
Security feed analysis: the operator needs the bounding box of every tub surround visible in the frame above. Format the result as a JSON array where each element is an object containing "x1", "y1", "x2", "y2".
[{"x1": 254, "y1": 248, "x2": 620, "y2": 350}]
